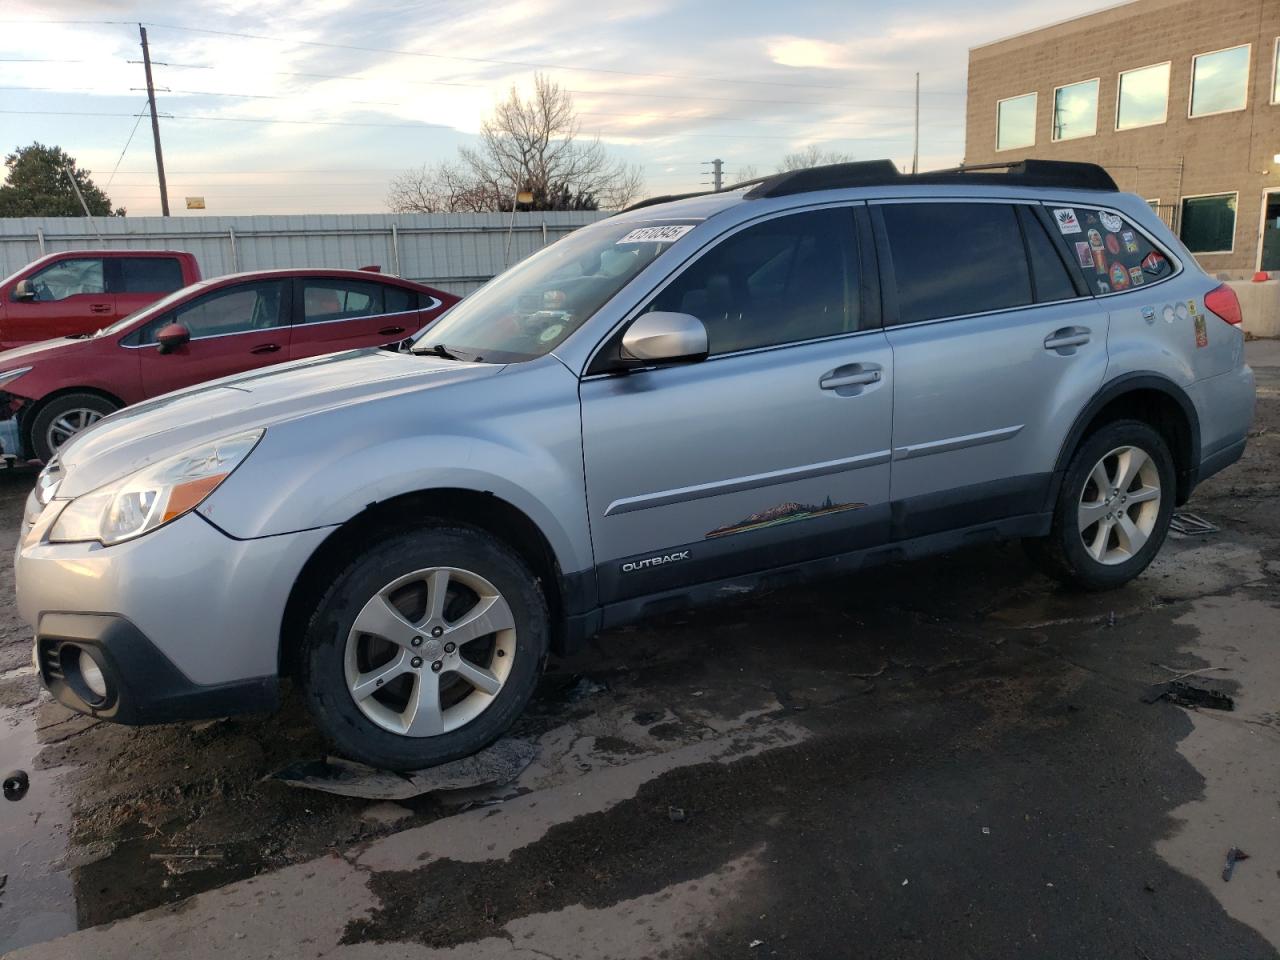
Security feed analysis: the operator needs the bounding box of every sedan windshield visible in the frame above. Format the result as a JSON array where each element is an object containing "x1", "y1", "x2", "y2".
[{"x1": 412, "y1": 219, "x2": 696, "y2": 362}]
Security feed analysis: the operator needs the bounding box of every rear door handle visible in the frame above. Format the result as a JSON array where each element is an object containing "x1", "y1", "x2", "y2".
[
  {"x1": 1044, "y1": 327, "x2": 1091, "y2": 350},
  {"x1": 820, "y1": 367, "x2": 881, "y2": 390},
  {"x1": 378, "y1": 325, "x2": 406, "y2": 336},
  {"x1": 89, "y1": 303, "x2": 112, "y2": 314},
  {"x1": 250, "y1": 343, "x2": 281, "y2": 354}
]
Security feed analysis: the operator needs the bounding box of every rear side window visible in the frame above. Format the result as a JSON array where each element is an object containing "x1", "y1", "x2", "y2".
[
  {"x1": 1045, "y1": 205, "x2": 1172, "y2": 295},
  {"x1": 879, "y1": 202, "x2": 1031, "y2": 325},
  {"x1": 301, "y1": 279, "x2": 386, "y2": 323},
  {"x1": 1018, "y1": 207, "x2": 1078, "y2": 302},
  {"x1": 383, "y1": 284, "x2": 416, "y2": 313},
  {"x1": 114, "y1": 257, "x2": 185, "y2": 293},
  {"x1": 648, "y1": 207, "x2": 859, "y2": 355}
]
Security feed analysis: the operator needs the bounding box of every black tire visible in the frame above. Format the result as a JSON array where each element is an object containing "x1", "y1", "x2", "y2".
[
  {"x1": 299, "y1": 524, "x2": 548, "y2": 770},
  {"x1": 28, "y1": 392, "x2": 119, "y2": 462},
  {"x1": 1027, "y1": 419, "x2": 1176, "y2": 591}
]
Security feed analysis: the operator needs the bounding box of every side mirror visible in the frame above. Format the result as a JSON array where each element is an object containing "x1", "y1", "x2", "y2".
[
  {"x1": 155, "y1": 322, "x2": 191, "y2": 355},
  {"x1": 620, "y1": 311, "x2": 708, "y2": 365},
  {"x1": 13, "y1": 278, "x2": 36, "y2": 302}
]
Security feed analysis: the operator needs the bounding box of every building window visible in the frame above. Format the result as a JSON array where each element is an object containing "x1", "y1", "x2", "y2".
[
  {"x1": 996, "y1": 92, "x2": 1036, "y2": 150},
  {"x1": 1272, "y1": 38, "x2": 1279, "y2": 103},
  {"x1": 1179, "y1": 193, "x2": 1237, "y2": 253},
  {"x1": 1052, "y1": 79, "x2": 1098, "y2": 141},
  {"x1": 1190, "y1": 44, "x2": 1250, "y2": 117},
  {"x1": 1116, "y1": 62, "x2": 1170, "y2": 130}
]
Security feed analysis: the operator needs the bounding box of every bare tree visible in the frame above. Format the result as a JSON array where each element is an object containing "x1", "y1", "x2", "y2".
[
  {"x1": 777, "y1": 145, "x2": 856, "y2": 172},
  {"x1": 387, "y1": 75, "x2": 643, "y2": 213},
  {"x1": 729, "y1": 163, "x2": 759, "y2": 185}
]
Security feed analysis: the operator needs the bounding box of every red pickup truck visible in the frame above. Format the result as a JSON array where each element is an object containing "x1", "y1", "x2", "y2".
[{"x1": 0, "y1": 250, "x2": 200, "y2": 350}]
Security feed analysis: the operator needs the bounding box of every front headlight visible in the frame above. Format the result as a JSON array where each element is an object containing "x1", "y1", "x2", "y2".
[
  {"x1": 48, "y1": 429, "x2": 263, "y2": 545},
  {"x1": 0, "y1": 366, "x2": 31, "y2": 390}
]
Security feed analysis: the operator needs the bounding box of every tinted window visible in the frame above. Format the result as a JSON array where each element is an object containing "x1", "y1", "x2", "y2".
[
  {"x1": 27, "y1": 258, "x2": 105, "y2": 301},
  {"x1": 116, "y1": 257, "x2": 184, "y2": 293},
  {"x1": 1190, "y1": 45, "x2": 1250, "y2": 117},
  {"x1": 880, "y1": 203, "x2": 1030, "y2": 324},
  {"x1": 1116, "y1": 62, "x2": 1170, "y2": 130},
  {"x1": 1052, "y1": 79, "x2": 1098, "y2": 141},
  {"x1": 384, "y1": 285, "x2": 415, "y2": 313},
  {"x1": 996, "y1": 93, "x2": 1036, "y2": 150},
  {"x1": 301, "y1": 279, "x2": 385, "y2": 323},
  {"x1": 648, "y1": 208, "x2": 858, "y2": 355},
  {"x1": 1180, "y1": 194, "x2": 1237, "y2": 254},
  {"x1": 1049, "y1": 205, "x2": 1173, "y2": 294},
  {"x1": 140, "y1": 280, "x2": 287, "y2": 342},
  {"x1": 1019, "y1": 208, "x2": 1078, "y2": 302}
]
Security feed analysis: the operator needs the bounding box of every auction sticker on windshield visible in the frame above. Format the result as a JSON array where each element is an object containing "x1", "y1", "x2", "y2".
[{"x1": 616, "y1": 225, "x2": 694, "y2": 244}]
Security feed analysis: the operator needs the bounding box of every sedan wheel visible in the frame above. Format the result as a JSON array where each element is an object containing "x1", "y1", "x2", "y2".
[
  {"x1": 344, "y1": 566, "x2": 516, "y2": 737},
  {"x1": 46, "y1": 407, "x2": 105, "y2": 453}
]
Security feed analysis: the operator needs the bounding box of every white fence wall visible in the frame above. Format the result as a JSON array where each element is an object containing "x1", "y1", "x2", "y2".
[{"x1": 0, "y1": 211, "x2": 609, "y2": 297}]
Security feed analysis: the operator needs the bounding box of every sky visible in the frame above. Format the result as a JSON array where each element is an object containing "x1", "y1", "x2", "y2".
[{"x1": 0, "y1": 0, "x2": 1120, "y2": 216}]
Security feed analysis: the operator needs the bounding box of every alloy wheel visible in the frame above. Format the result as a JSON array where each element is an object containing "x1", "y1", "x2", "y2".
[
  {"x1": 343, "y1": 566, "x2": 516, "y2": 737},
  {"x1": 46, "y1": 408, "x2": 105, "y2": 452},
  {"x1": 1077, "y1": 444, "x2": 1162, "y2": 565}
]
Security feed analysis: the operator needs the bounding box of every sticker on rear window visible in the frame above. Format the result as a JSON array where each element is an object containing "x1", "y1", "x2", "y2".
[
  {"x1": 1052, "y1": 208, "x2": 1081, "y2": 235},
  {"x1": 616, "y1": 225, "x2": 693, "y2": 245},
  {"x1": 1073, "y1": 241, "x2": 1093, "y2": 269},
  {"x1": 1099, "y1": 210, "x2": 1123, "y2": 232}
]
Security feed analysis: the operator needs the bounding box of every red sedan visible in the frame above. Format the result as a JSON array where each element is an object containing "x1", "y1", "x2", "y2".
[{"x1": 0, "y1": 268, "x2": 458, "y2": 462}]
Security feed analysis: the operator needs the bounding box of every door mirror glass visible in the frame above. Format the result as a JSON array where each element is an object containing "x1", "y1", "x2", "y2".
[
  {"x1": 621, "y1": 311, "x2": 708, "y2": 364},
  {"x1": 155, "y1": 322, "x2": 191, "y2": 354},
  {"x1": 13, "y1": 278, "x2": 35, "y2": 301}
]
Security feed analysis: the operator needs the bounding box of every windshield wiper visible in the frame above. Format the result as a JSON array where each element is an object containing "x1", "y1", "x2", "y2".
[{"x1": 425, "y1": 342, "x2": 460, "y2": 360}]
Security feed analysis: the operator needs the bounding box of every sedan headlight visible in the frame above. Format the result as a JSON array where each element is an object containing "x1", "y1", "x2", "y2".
[
  {"x1": 0, "y1": 366, "x2": 31, "y2": 389},
  {"x1": 48, "y1": 429, "x2": 263, "y2": 545}
]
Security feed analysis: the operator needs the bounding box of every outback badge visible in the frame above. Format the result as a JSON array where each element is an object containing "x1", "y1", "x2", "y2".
[{"x1": 621, "y1": 551, "x2": 691, "y2": 573}]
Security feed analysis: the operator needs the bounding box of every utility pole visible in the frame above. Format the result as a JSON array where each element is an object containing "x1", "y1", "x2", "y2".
[
  {"x1": 911, "y1": 72, "x2": 920, "y2": 175},
  {"x1": 703, "y1": 158, "x2": 724, "y2": 192},
  {"x1": 139, "y1": 24, "x2": 170, "y2": 216}
]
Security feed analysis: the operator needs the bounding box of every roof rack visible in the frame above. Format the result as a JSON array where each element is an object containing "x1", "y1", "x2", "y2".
[
  {"x1": 744, "y1": 158, "x2": 1117, "y2": 199},
  {"x1": 620, "y1": 190, "x2": 716, "y2": 213}
]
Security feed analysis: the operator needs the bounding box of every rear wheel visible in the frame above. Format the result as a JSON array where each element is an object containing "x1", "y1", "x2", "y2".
[
  {"x1": 29, "y1": 392, "x2": 119, "y2": 462},
  {"x1": 300, "y1": 525, "x2": 548, "y2": 770},
  {"x1": 1027, "y1": 419, "x2": 1175, "y2": 590}
]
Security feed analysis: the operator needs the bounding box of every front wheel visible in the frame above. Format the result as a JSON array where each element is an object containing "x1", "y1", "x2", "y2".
[
  {"x1": 1027, "y1": 419, "x2": 1176, "y2": 591},
  {"x1": 300, "y1": 526, "x2": 549, "y2": 770},
  {"x1": 29, "y1": 392, "x2": 119, "y2": 462}
]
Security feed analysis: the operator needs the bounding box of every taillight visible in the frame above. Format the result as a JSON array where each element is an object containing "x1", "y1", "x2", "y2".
[{"x1": 1204, "y1": 283, "x2": 1243, "y2": 327}]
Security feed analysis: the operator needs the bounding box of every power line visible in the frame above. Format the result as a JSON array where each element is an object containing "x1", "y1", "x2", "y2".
[
  {"x1": 103, "y1": 99, "x2": 149, "y2": 190},
  {"x1": 0, "y1": 18, "x2": 966, "y2": 97}
]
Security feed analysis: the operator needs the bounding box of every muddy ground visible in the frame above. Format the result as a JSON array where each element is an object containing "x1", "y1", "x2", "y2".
[{"x1": 2, "y1": 340, "x2": 1278, "y2": 959}]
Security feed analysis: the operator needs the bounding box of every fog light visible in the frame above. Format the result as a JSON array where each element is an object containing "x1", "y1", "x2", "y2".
[{"x1": 78, "y1": 649, "x2": 108, "y2": 700}]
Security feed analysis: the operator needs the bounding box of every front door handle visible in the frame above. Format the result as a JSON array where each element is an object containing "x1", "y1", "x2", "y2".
[
  {"x1": 820, "y1": 367, "x2": 882, "y2": 390},
  {"x1": 378, "y1": 325, "x2": 406, "y2": 336},
  {"x1": 89, "y1": 303, "x2": 112, "y2": 314},
  {"x1": 250, "y1": 343, "x2": 281, "y2": 354},
  {"x1": 1044, "y1": 327, "x2": 1091, "y2": 351}
]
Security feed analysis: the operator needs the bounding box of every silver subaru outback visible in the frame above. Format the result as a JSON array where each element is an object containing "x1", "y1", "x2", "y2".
[{"x1": 15, "y1": 160, "x2": 1255, "y2": 769}]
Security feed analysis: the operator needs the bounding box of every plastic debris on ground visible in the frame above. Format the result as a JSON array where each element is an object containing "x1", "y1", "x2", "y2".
[
  {"x1": 1141, "y1": 680, "x2": 1234, "y2": 711},
  {"x1": 1222, "y1": 847, "x2": 1250, "y2": 882},
  {"x1": 1169, "y1": 512, "x2": 1218, "y2": 536},
  {"x1": 2, "y1": 769, "x2": 28, "y2": 801},
  {"x1": 269, "y1": 737, "x2": 538, "y2": 799}
]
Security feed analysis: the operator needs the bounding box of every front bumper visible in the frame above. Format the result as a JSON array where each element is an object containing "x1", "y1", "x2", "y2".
[{"x1": 17, "y1": 508, "x2": 335, "y2": 723}]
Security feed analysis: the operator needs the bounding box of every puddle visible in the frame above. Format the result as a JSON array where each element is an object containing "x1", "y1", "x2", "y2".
[{"x1": 0, "y1": 700, "x2": 76, "y2": 953}]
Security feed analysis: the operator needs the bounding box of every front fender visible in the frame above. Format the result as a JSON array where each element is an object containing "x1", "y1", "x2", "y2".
[{"x1": 197, "y1": 361, "x2": 593, "y2": 576}]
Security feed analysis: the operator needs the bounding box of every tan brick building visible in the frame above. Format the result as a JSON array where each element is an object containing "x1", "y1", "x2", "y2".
[{"x1": 966, "y1": 0, "x2": 1280, "y2": 277}]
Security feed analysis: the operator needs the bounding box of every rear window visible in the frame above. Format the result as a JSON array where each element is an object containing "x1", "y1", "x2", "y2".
[
  {"x1": 114, "y1": 257, "x2": 185, "y2": 293},
  {"x1": 1045, "y1": 205, "x2": 1172, "y2": 295},
  {"x1": 879, "y1": 202, "x2": 1032, "y2": 325}
]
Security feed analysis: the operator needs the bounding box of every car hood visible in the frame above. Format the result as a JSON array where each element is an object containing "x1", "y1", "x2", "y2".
[
  {"x1": 0, "y1": 336, "x2": 89, "y2": 371},
  {"x1": 53, "y1": 348, "x2": 503, "y2": 498}
]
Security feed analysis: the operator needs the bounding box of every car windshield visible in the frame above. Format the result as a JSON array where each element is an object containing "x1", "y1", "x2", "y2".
[{"x1": 411, "y1": 219, "x2": 697, "y2": 362}]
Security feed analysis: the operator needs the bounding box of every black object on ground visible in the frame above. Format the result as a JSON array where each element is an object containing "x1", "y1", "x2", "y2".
[
  {"x1": 1170, "y1": 512, "x2": 1218, "y2": 536},
  {"x1": 271, "y1": 738, "x2": 538, "y2": 799},
  {"x1": 1222, "y1": 847, "x2": 1250, "y2": 882},
  {"x1": 1141, "y1": 680, "x2": 1234, "y2": 711},
  {"x1": 2, "y1": 769, "x2": 28, "y2": 801}
]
